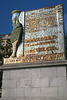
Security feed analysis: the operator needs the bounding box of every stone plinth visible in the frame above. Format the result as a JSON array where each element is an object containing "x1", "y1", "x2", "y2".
[{"x1": 0, "y1": 60, "x2": 67, "y2": 100}]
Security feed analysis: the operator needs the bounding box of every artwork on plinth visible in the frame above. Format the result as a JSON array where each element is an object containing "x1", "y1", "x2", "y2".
[{"x1": 4, "y1": 4, "x2": 65, "y2": 64}]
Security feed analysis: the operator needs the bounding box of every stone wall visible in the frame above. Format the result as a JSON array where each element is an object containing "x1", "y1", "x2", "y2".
[{"x1": 1, "y1": 61, "x2": 67, "y2": 100}]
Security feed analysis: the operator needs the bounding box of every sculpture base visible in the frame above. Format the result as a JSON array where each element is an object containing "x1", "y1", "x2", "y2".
[
  {"x1": 0, "y1": 60, "x2": 67, "y2": 100},
  {"x1": 4, "y1": 56, "x2": 23, "y2": 64},
  {"x1": 4, "y1": 53, "x2": 65, "y2": 64}
]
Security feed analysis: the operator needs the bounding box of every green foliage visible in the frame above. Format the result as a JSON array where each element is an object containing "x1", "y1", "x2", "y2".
[
  {"x1": 4, "y1": 39, "x2": 12, "y2": 57},
  {"x1": 0, "y1": 37, "x2": 12, "y2": 59},
  {"x1": 0, "y1": 38, "x2": 3, "y2": 62},
  {"x1": 0, "y1": 38, "x2": 4, "y2": 51}
]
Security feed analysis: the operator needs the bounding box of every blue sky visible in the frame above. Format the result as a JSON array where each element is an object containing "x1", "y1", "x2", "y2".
[{"x1": 0, "y1": 0, "x2": 67, "y2": 35}]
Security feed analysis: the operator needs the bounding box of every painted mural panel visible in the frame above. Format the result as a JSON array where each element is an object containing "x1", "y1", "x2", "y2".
[{"x1": 24, "y1": 4, "x2": 65, "y2": 61}]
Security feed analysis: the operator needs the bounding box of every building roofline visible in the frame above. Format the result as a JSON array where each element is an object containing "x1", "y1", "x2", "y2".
[{"x1": 0, "y1": 33, "x2": 11, "y2": 37}]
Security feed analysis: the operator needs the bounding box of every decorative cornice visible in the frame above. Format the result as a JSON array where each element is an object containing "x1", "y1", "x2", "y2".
[{"x1": 0, "y1": 60, "x2": 67, "y2": 70}]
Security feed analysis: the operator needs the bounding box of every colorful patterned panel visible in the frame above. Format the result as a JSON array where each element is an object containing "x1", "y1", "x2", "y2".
[{"x1": 23, "y1": 4, "x2": 65, "y2": 61}]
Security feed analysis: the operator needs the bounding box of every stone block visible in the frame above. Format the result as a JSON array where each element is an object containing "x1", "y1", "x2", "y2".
[
  {"x1": 49, "y1": 77, "x2": 58, "y2": 87},
  {"x1": 2, "y1": 80, "x2": 16, "y2": 89},
  {"x1": 41, "y1": 87, "x2": 57, "y2": 97},
  {"x1": 16, "y1": 88, "x2": 25, "y2": 98},
  {"x1": 8, "y1": 89, "x2": 17, "y2": 98},
  {"x1": 25, "y1": 88, "x2": 32, "y2": 97},
  {"x1": 43, "y1": 98, "x2": 67, "y2": 100},
  {"x1": 20, "y1": 70, "x2": 26, "y2": 79},
  {"x1": 58, "y1": 67, "x2": 66, "y2": 77},
  {"x1": 31, "y1": 69, "x2": 40, "y2": 80},
  {"x1": 32, "y1": 79, "x2": 41, "y2": 87},
  {"x1": 10, "y1": 70, "x2": 23, "y2": 79},
  {"x1": 58, "y1": 77, "x2": 66, "y2": 86},
  {"x1": 49, "y1": 76, "x2": 66, "y2": 87},
  {"x1": 32, "y1": 98, "x2": 46, "y2": 100},
  {"x1": 24, "y1": 98, "x2": 32, "y2": 100},
  {"x1": 58, "y1": 86, "x2": 67, "y2": 98},
  {"x1": 3, "y1": 71, "x2": 10, "y2": 80},
  {"x1": 24, "y1": 80, "x2": 32, "y2": 87},
  {"x1": 32, "y1": 78, "x2": 49, "y2": 87},
  {"x1": 2, "y1": 88, "x2": 17, "y2": 98},
  {"x1": 40, "y1": 67, "x2": 58, "y2": 78},
  {"x1": 32, "y1": 88, "x2": 40, "y2": 97},
  {"x1": 16, "y1": 79, "x2": 24, "y2": 88},
  {"x1": 17, "y1": 79, "x2": 32, "y2": 88},
  {"x1": 24, "y1": 69, "x2": 32, "y2": 80},
  {"x1": 40, "y1": 78, "x2": 49, "y2": 87},
  {"x1": 2, "y1": 89, "x2": 10, "y2": 98},
  {"x1": 0, "y1": 99, "x2": 25, "y2": 100}
]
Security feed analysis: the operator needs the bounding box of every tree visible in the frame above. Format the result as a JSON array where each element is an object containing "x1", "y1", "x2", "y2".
[
  {"x1": 0, "y1": 37, "x2": 4, "y2": 53},
  {"x1": 0, "y1": 37, "x2": 4, "y2": 64},
  {"x1": 4, "y1": 39, "x2": 12, "y2": 57},
  {"x1": 0, "y1": 37, "x2": 12, "y2": 59}
]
